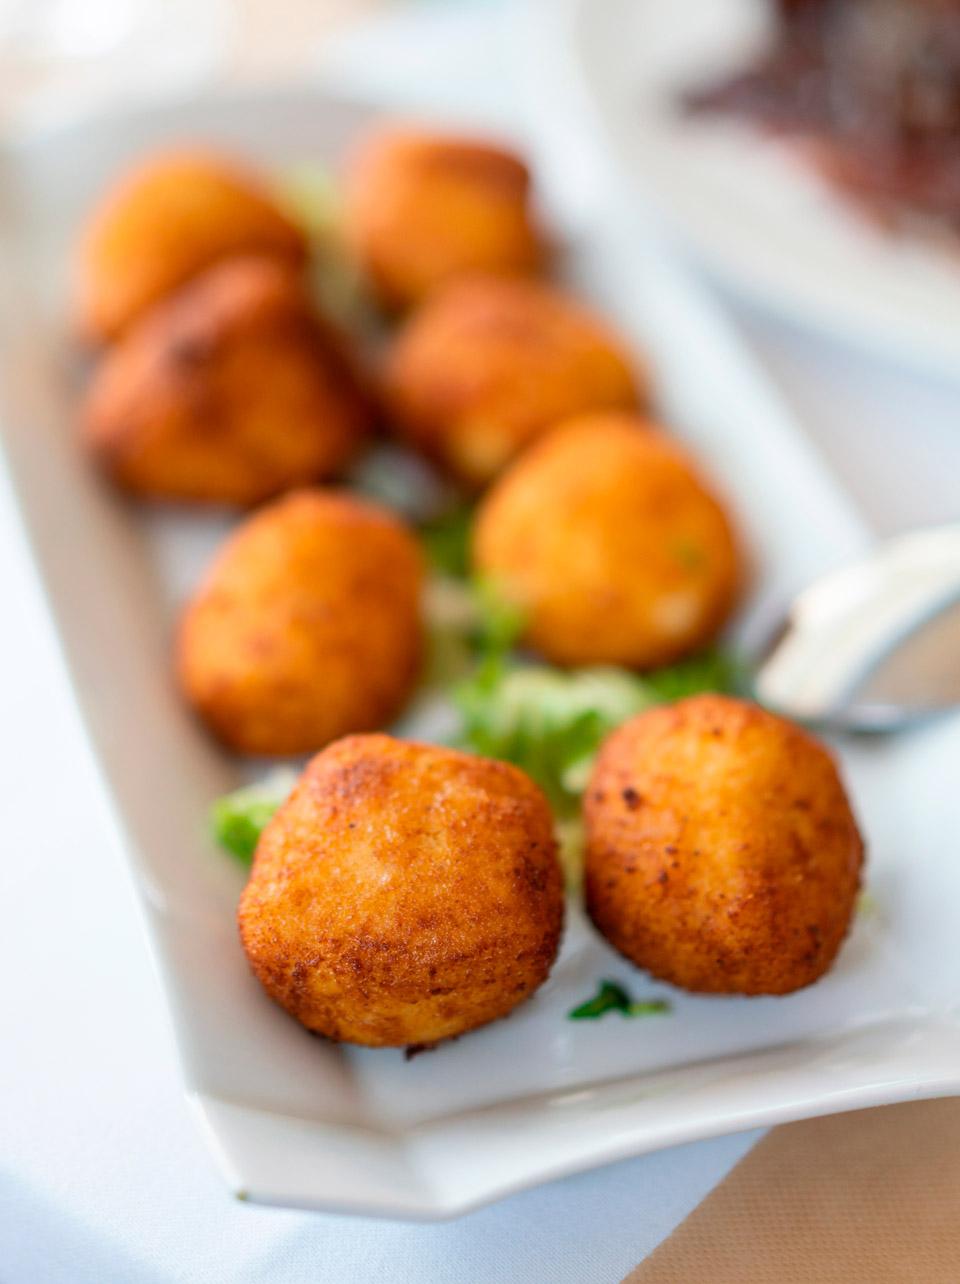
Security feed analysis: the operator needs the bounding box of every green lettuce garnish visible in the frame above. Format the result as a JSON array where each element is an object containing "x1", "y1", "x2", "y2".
[
  {"x1": 454, "y1": 593, "x2": 741, "y2": 815},
  {"x1": 642, "y1": 648, "x2": 743, "y2": 703},
  {"x1": 210, "y1": 769, "x2": 298, "y2": 863},
  {"x1": 448, "y1": 581, "x2": 742, "y2": 883},
  {"x1": 569, "y1": 980, "x2": 671, "y2": 1021},
  {"x1": 456, "y1": 663, "x2": 652, "y2": 810},
  {"x1": 419, "y1": 503, "x2": 475, "y2": 580},
  {"x1": 210, "y1": 576, "x2": 742, "y2": 882}
]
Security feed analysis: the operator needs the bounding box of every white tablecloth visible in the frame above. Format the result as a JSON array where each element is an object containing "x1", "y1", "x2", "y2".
[{"x1": 2, "y1": 5, "x2": 957, "y2": 1281}]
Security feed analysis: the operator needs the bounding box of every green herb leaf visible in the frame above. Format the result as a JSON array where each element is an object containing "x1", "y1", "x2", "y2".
[
  {"x1": 469, "y1": 576, "x2": 527, "y2": 663},
  {"x1": 569, "y1": 980, "x2": 671, "y2": 1021},
  {"x1": 569, "y1": 980, "x2": 631, "y2": 1020},
  {"x1": 455, "y1": 598, "x2": 743, "y2": 814},
  {"x1": 445, "y1": 576, "x2": 743, "y2": 880},
  {"x1": 641, "y1": 648, "x2": 744, "y2": 702},
  {"x1": 455, "y1": 663, "x2": 652, "y2": 812},
  {"x1": 624, "y1": 998, "x2": 674, "y2": 1017},
  {"x1": 419, "y1": 503, "x2": 475, "y2": 580},
  {"x1": 210, "y1": 770, "x2": 298, "y2": 864},
  {"x1": 454, "y1": 572, "x2": 743, "y2": 791}
]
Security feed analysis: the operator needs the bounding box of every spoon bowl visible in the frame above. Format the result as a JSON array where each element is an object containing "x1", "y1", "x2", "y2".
[{"x1": 753, "y1": 525, "x2": 960, "y2": 733}]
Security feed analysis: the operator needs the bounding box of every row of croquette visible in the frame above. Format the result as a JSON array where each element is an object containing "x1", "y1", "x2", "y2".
[{"x1": 70, "y1": 126, "x2": 863, "y2": 1047}]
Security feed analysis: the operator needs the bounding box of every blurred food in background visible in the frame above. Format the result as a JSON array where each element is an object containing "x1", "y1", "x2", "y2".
[
  {"x1": 73, "y1": 149, "x2": 309, "y2": 342},
  {"x1": 383, "y1": 276, "x2": 645, "y2": 485},
  {"x1": 343, "y1": 128, "x2": 548, "y2": 311},
  {"x1": 685, "y1": 0, "x2": 960, "y2": 242},
  {"x1": 81, "y1": 255, "x2": 372, "y2": 504}
]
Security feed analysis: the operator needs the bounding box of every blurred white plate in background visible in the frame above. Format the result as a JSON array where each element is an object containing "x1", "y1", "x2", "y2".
[
  {"x1": 1, "y1": 88, "x2": 959, "y2": 1220},
  {"x1": 538, "y1": 0, "x2": 960, "y2": 378}
]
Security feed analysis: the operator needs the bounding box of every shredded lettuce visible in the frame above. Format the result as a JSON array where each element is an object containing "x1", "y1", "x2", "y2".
[
  {"x1": 210, "y1": 574, "x2": 742, "y2": 887},
  {"x1": 454, "y1": 615, "x2": 741, "y2": 815},
  {"x1": 468, "y1": 575, "x2": 526, "y2": 655},
  {"x1": 448, "y1": 581, "x2": 743, "y2": 882},
  {"x1": 569, "y1": 980, "x2": 671, "y2": 1021},
  {"x1": 642, "y1": 648, "x2": 744, "y2": 703},
  {"x1": 419, "y1": 502, "x2": 475, "y2": 580},
  {"x1": 210, "y1": 768, "x2": 298, "y2": 863},
  {"x1": 456, "y1": 663, "x2": 653, "y2": 811}
]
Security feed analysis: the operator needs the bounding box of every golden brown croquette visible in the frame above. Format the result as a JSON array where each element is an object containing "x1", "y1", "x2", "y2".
[
  {"x1": 584, "y1": 695, "x2": 864, "y2": 995},
  {"x1": 382, "y1": 277, "x2": 645, "y2": 485},
  {"x1": 238, "y1": 734, "x2": 565, "y2": 1046},
  {"x1": 74, "y1": 148, "x2": 307, "y2": 342},
  {"x1": 472, "y1": 415, "x2": 742, "y2": 667},
  {"x1": 81, "y1": 257, "x2": 371, "y2": 506},
  {"x1": 343, "y1": 127, "x2": 546, "y2": 310},
  {"x1": 178, "y1": 491, "x2": 423, "y2": 756}
]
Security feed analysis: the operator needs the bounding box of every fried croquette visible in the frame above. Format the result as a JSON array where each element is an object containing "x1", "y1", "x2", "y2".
[
  {"x1": 178, "y1": 491, "x2": 423, "y2": 756},
  {"x1": 584, "y1": 695, "x2": 864, "y2": 995},
  {"x1": 238, "y1": 734, "x2": 565, "y2": 1046},
  {"x1": 81, "y1": 257, "x2": 371, "y2": 506},
  {"x1": 472, "y1": 415, "x2": 743, "y2": 668},
  {"x1": 382, "y1": 278, "x2": 645, "y2": 485},
  {"x1": 74, "y1": 148, "x2": 307, "y2": 342},
  {"x1": 344, "y1": 127, "x2": 546, "y2": 311}
]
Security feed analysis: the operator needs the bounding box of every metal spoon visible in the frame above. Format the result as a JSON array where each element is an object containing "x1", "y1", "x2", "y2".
[{"x1": 753, "y1": 525, "x2": 960, "y2": 733}]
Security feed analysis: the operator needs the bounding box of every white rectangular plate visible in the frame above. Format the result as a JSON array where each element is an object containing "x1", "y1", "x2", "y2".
[{"x1": 2, "y1": 87, "x2": 959, "y2": 1220}]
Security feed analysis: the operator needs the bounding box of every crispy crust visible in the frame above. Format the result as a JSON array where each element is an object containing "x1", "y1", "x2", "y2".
[
  {"x1": 382, "y1": 277, "x2": 645, "y2": 484},
  {"x1": 81, "y1": 257, "x2": 371, "y2": 506},
  {"x1": 584, "y1": 695, "x2": 865, "y2": 995},
  {"x1": 74, "y1": 148, "x2": 307, "y2": 342},
  {"x1": 473, "y1": 415, "x2": 743, "y2": 667},
  {"x1": 238, "y1": 734, "x2": 565, "y2": 1046},
  {"x1": 177, "y1": 490, "x2": 424, "y2": 755},
  {"x1": 344, "y1": 127, "x2": 546, "y2": 310}
]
